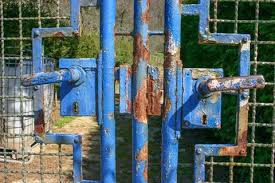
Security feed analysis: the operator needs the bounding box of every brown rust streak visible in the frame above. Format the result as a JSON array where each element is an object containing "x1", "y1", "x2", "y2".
[
  {"x1": 53, "y1": 32, "x2": 65, "y2": 37},
  {"x1": 147, "y1": 76, "x2": 162, "y2": 116},
  {"x1": 143, "y1": 162, "x2": 148, "y2": 181},
  {"x1": 136, "y1": 143, "x2": 148, "y2": 161},
  {"x1": 219, "y1": 103, "x2": 249, "y2": 156},
  {"x1": 35, "y1": 110, "x2": 45, "y2": 136},
  {"x1": 141, "y1": 0, "x2": 151, "y2": 23},
  {"x1": 133, "y1": 79, "x2": 148, "y2": 124},
  {"x1": 162, "y1": 97, "x2": 172, "y2": 120}
]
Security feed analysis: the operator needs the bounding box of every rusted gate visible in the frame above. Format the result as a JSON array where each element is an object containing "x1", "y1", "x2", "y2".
[{"x1": 0, "y1": 0, "x2": 274, "y2": 183}]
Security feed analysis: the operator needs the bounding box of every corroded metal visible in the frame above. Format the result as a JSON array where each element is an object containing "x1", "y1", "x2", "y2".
[
  {"x1": 162, "y1": 0, "x2": 181, "y2": 182},
  {"x1": 132, "y1": 0, "x2": 151, "y2": 182},
  {"x1": 198, "y1": 75, "x2": 265, "y2": 97}
]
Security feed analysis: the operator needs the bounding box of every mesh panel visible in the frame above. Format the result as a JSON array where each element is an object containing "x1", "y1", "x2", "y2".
[
  {"x1": 204, "y1": 0, "x2": 274, "y2": 182},
  {"x1": 0, "y1": 0, "x2": 63, "y2": 182}
]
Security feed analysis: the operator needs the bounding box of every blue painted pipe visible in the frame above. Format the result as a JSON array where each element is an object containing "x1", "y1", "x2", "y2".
[
  {"x1": 100, "y1": 0, "x2": 116, "y2": 182},
  {"x1": 132, "y1": 0, "x2": 150, "y2": 182},
  {"x1": 21, "y1": 67, "x2": 84, "y2": 87},
  {"x1": 162, "y1": 0, "x2": 181, "y2": 182}
]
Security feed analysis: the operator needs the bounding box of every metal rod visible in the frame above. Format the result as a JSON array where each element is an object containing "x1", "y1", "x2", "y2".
[
  {"x1": 162, "y1": 0, "x2": 181, "y2": 182},
  {"x1": 198, "y1": 75, "x2": 265, "y2": 96},
  {"x1": 132, "y1": 0, "x2": 150, "y2": 182},
  {"x1": 21, "y1": 69, "x2": 81, "y2": 86},
  {"x1": 100, "y1": 0, "x2": 116, "y2": 182}
]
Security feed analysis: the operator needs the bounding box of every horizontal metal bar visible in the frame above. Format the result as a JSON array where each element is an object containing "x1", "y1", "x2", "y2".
[
  {"x1": 43, "y1": 133, "x2": 82, "y2": 145},
  {"x1": 115, "y1": 30, "x2": 164, "y2": 36},
  {"x1": 21, "y1": 69, "x2": 80, "y2": 86},
  {"x1": 198, "y1": 75, "x2": 265, "y2": 96}
]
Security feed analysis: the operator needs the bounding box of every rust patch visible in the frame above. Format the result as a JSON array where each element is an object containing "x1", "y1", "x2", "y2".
[
  {"x1": 35, "y1": 110, "x2": 45, "y2": 136},
  {"x1": 143, "y1": 162, "x2": 148, "y2": 181},
  {"x1": 133, "y1": 33, "x2": 150, "y2": 73},
  {"x1": 133, "y1": 79, "x2": 148, "y2": 124},
  {"x1": 147, "y1": 76, "x2": 162, "y2": 116},
  {"x1": 141, "y1": 0, "x2": 151, "y2": 23},
  {"x1": 136, "y1": 143, "x2": 148, "y2": 161},
  {"x1": 163, "y1": 97, "x2": 172, "y2": 119},
  {"x1": 219, "y1": 103, "x2": 248, "y2": 156},
  {"x1": 53, "y1": 32, "x2": 65, "y2": 37}
]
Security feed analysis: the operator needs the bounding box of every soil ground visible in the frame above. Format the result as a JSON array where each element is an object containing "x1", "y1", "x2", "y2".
[{"x1": 0, "y1": 112, "x2": 224, "y2": 183}]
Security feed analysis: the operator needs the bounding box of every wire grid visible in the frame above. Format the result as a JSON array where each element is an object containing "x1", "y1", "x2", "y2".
[
  {"x1": 0, "y1": 0, "x2": 70, "y2": 182},
  {"x1": 203, "y1": 0, "x2": 275, "y2": 182}
]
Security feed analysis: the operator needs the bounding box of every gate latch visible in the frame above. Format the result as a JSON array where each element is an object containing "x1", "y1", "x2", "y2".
[
  {"x1": 183, "y1": 68, "x2": 265, "y2": 129},
  {"x1": 21, "y1": 58, "x2": 97, "y2": 116}
]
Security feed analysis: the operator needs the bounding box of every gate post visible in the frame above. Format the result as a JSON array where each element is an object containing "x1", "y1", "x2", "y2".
[
  {"x1": 100, "y1": 0, "x2": 116, "y2": 182},
  {"x1": 132, "y1": 0, "x2": 150, "y2": 182},
  {"x1": 162, "y1": 0, "x2": 182, "y2": 182}
]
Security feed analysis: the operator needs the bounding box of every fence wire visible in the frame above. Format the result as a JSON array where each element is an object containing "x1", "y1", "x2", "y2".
[
  {"x1": 0, "y1": 0, "x2": 67, "y2": 182},
  {"x1": 0, "y1": 0, "x2": 274, "y2": 183},
  {"x1": 203, "y1": 0, "x2": 275, "y2": 182}
]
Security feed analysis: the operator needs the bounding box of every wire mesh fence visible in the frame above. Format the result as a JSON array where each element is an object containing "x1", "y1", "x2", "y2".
[{"x1": 0, "y1": 0, "x2": 273, "y2": 183}]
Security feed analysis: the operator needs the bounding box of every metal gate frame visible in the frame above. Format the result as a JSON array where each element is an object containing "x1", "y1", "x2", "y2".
[{"x1": 0, "y1": 0, "x2": 273, "y2": 182}]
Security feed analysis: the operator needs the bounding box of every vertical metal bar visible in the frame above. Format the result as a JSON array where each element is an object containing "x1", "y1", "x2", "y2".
[
  {"x1": 132, "y1": 0, "x2": 150, "y2": 182},
  {"x1": 162, "y1": 0, "x2": 181, "y2": 182},
  {"x1": 32, "y1": 35, "x2": 45, "y2": 136},
  {"x1": 100, "y1": 0, "x2": 116, "y2": 182},
  {"x1": 73, "y1": 136, "x2": 82, "y2": 183}
]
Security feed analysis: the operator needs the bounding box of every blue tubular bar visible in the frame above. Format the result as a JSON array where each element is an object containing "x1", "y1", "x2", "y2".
[
  {"x1": 21, "y1": 69, "x2": 82, "y2": 86},
  {"x1": 100, "y1": 0, "x2": 116, "y2": 182},
  {"x1": 32, "y1": 0, "x2": 81, "y2": 137},
  {"x1": 132, "y1": 0, "x2": 150, "y2": 182},
  {"x1": 44, "y1": 133, "x2": 83, "y2": 183},
  {"x1": 162, "y1": 0, "x2": 181, "y2": 182}
]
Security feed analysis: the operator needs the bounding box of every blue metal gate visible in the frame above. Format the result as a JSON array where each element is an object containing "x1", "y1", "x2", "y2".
[{"x1": 0, "y1": 0, "x2": 273, "y2": 182}]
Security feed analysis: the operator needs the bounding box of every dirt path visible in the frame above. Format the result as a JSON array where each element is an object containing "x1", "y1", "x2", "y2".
[{"x1": 0, "y1": 117, "x2": 100, "y2": 183}]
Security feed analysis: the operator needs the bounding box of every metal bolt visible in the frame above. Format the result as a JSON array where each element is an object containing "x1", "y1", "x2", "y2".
[
  {"x1": 196, "y1": 148, "x2": 202, "y2": 154},
  {"x1": 33, "y1": 86, "x2": 39, "y2": 91},
  {"x1": 241, "y1": 93, "x2": 249, "y2": 100},
  {"x1": 74, "y1": 138, "x2": 79, "y2": 144},
  {"x1": 242, "y1": 37, "x2": 248, "y2": 43},
  {"x1": 184, "y1": 121, "x2": 190, "y2": 127}
]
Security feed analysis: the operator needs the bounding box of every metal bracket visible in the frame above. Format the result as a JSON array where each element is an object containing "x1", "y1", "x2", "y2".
[
  {"x1": 39, "y1": 133, "x2": 99, "y2": 183},
  {"x1": 183, "y1": 68, "x2": 223, "y2": 129}
]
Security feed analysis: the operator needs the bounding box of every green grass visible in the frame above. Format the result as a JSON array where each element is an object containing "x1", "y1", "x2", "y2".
[{"x1": 53, "y1": 116, "x2": 76, "y2": 128}]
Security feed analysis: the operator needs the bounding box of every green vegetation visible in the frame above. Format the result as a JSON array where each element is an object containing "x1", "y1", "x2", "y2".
[
  {"x1": 3, "y1": 1, "x2": 274, "y2": 182},
  {"x1": 53, "y1": 117, "x2": 76, "y2": 128}
]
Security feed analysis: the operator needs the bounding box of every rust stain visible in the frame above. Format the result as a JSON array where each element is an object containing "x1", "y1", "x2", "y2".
[
  {"x1": 136, "y1": 143, "x2": 148, "y2": 161},
  {"x1": 147, "y1": 76, "x2": 162, "y2": 116},
  {"x1": 143, "y1": 162, "x2": 148, "y2": 181},
  {"x1": 141, "y1": 0, "x2": 151, "y2": 23},
  {"x1": 133, "y1": 33, "x2": 150, "y2": 73},
  {"x1": 163, "y1": 97, "x2": 172, "y2": 119},
  {"x1": 219, "y1": 103, "x2": 248, "y2": 156},
  {"x1": 35, "y1": 110, "x2": 45, "y2": 136},
  {"x1": 133, "y1": 79, "x2": 148, "y2": 124},
  {"x1": 53, "y1": 32, "x2": 65, "y2": 37}
]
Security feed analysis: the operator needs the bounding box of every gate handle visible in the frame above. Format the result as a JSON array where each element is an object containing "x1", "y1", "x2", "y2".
[
  {"x1": 21, "y1": 66, "x2": 86, "y2": 87},
  {"x1": 197, "y1": 75, "x2": 265, "y2": 97}
]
